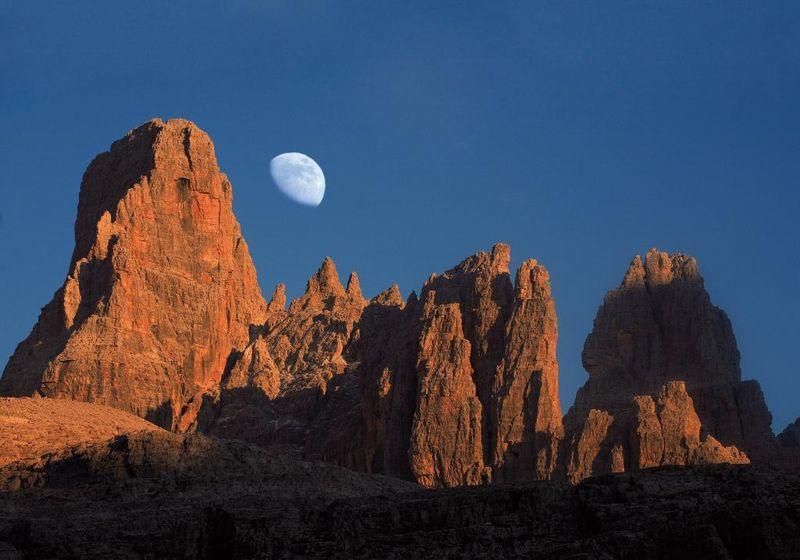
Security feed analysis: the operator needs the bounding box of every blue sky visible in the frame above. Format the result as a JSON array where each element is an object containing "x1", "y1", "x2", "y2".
[{"x1": 1, "y1": 2, "x2": 798, "y2": 430}]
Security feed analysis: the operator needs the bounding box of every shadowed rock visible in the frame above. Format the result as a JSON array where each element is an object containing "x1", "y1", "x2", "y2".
[
  {"x1": 1, "y1": 430, "x2": 797, "y2": 559},
  {"x1": 563, "y1": 249, "x2": 773, "y2": 482}
]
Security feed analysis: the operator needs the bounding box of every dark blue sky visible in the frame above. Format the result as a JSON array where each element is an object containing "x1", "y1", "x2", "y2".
[{"x1": 2, "y1": 2, "x2": 798, "y2": 430}]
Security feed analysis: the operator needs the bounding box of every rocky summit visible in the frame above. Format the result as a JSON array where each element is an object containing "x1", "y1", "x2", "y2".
[
  {"x1": 562, "y1": 249, "x2": 775, "y2": 482},
  {"x1": 0, "y1": 119, "x2": 265, "y2": 431},
  {"x1": 1, "y1": 119, "x2": 797, "y2": 558},
  {"x1": 198, "y1": 242, "x2": 563, "y2": 487}
]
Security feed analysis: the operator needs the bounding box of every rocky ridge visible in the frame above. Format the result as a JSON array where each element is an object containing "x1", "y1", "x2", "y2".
[
  {"x1": 200, "y1": 243, "x2": 564, "y2": 487},
  {"x1": 0, "y1": 397, "x2": 161, "y2": 468},
  {"x1": 0, "y1": 119, "x2": 793, "y2": 492}
]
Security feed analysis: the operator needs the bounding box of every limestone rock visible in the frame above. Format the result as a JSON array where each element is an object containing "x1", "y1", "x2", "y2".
[
  {"x1": 565, "y1": 409, "x2": 615, "y2": 483},
  {"x1": 351, "y1": 286, "x2": 420, "y2": 480},
  {"x1": 409, "y1": 297, "x2": 485, "y2": 487},
  {"x1": 4, "y1": 429, "x2": 799, "y2": 559},
  {"x1": 202, "y1": 243, "x2": 563, "y2": 488},
  {"x1": 200, "y1": 258, "x2": 366, "y2": 451},
  {"x1": 0, "y1": 397, "x2": 161, "y2": 468},
  {"x1": 354, "y1": 244, "x2": 563, "y2": 486},
  {"x1": 777, "y1": 418, "x2": 800, "y2": 469},
  {"x1": 0, "y1": 119, "x2": 266, "y2": 429},
  {"x1": 563, "y1": 249, "x2": 767, "y2": 482},
  {"x1": 492, "y1": 259, "x2": 563, "y2": 481}
]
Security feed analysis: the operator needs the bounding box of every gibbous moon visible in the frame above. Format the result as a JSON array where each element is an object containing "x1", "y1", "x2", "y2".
[{"x1": 270, "y1": 152, "x2": 325, "y2": 207}]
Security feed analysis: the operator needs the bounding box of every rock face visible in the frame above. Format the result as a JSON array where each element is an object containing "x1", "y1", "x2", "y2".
[
  {"x1": 0, "y1": 119, "x2": 562, "y2": 487},
  {"x1": 777, "y1": 418, "x2": 800, "y2": 469},
  {"x1": 409, "y1": 299, "x2": 486, "y2": 487},
  {"x1": 563, "y1": 249, "x2": 773, "y2": 482},
  {"x1": 354, "y1": 244, "x2": 563, "y2": 487},
  {"x1": 5, "y1": 120, "x2": 788, "y2": 495},
  {"x1": 0, "y1": 119, "x2": 266, "y2": 430},
  {"x1": 198, "y1": 258, "x2": 366, "y2": 451},
  {"x1": 199, "y1": 244, "x2": 563, "y2": 487}
]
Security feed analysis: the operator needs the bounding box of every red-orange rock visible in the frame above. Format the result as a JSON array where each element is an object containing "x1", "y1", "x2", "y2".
[
  {"x1": 0, "y1": 397, "x2": 162, "y2": 468},
  {"x1": 350, "y1": 285, "x2": 420, "y2": 480},
  {"x1": 492, "y1": 259, "x2": 563, "y2": 481},
  {"x1": 409, "y1": 296, "x2": 486, "y2": 488},
  {"x1": 563, "y1": 249, "x2": 767, "y2": 482},
  {"x1": 202, "y1": 244, "x2": 563, "y2": 488},
  {"x1": 200, "y1": 258, "x2": 366, "y2": 450},
  {"x1": 0, "y1": 119, "x2": 265, "y2": 429},
  {"x1": 354, "y1": 244, "x2": 563, "y2": 486},
  {"x1": 565, "y1": 408, "x2": 615, "y2": 483}
]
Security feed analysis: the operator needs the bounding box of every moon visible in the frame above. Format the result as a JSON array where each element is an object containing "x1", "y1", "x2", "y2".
[{"x1": 269, "y1": 152, "x2": 325, "y2": 207}]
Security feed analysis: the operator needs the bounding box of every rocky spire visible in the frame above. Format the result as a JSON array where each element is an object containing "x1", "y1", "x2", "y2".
[
  {"x1": 203, "y1": 256, "x2": 368, "y2": 450},
  {"x1": 268, "y1": 284, "x2": 287, "y2": 312},
  {"x1": 0, "y1": 119, "x2": 266, "y2": 430},
  {"x1": 346, "y1": 271, "x2": 363, "y2": 300},
  {"x1": 491, "y1": 258, "x2": 562, "y2": 482},
  {"x1": 409, "y1": 299, "x2": 486, "y2": 488},
  {"x1": 352, "y1": 243, "x2": 563, "y2": 487},
  {"x1": 373, "y1": 284, "x2": 404, "y2": 307},
  {"x1": 563, "y1": 248, "x2": 773, "y2": 482},
  {"x1": 305, "y1": 257, "x2": 345, "y2": 297},
  {"x1": 779, "y1": 418, "x2": 800, "y2": 448}
]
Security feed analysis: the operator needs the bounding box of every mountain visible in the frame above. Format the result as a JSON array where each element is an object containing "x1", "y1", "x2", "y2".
[
  {"x1": 562, "y1": 249, "x2": 775, "y2": 482},
  {"x1": 200, "y1": 243, "x2": 563, "y2": 487},
  {"x1": 1, "y1": 118, "x2": 798, "y2": 558},
  {"x1": 1, "y1": 120, "x2": 791, "y2": 489},
  {"x1": 0, "y1": 119, "x2": 266, "y2": 430}
]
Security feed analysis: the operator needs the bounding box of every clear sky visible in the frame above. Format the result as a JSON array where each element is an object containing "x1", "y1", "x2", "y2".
[{"x1": 1, "y1": 2, "x2": 798, "y2": 430}]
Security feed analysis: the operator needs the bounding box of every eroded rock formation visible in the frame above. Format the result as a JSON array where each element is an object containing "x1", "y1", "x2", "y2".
[
  {"x1": 777, "y1": 417, "x2": 800, "y2": 469},
  {"x1": 198, "y1": 258, "x2": 366, "y2": 451},
  {"x1": 779, "y1": 418, "x2": 800, "y2": 448},
  {"x1": 409, "y1": 298, "x2": 486, "y2": 487},
  {"x1": 563, "y1": 249, "x2": 772, "y2": 482},
  {"x1": 0, "y1": 119, "x2": 266, "y2": 430},
  {"x1": 199, "y1": 243, "x2": 563, "y2": 487},
  {"x1": 3, "y1": 119, "x2": 789, "y2": 496},
  {"x1": 351, "y1": 243, "x2": 563, "y2": 487}
]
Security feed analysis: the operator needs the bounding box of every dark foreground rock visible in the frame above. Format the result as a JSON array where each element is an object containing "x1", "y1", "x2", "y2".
[{"x1": 0, "y1": 431, "x2": 798, "y2": 559}]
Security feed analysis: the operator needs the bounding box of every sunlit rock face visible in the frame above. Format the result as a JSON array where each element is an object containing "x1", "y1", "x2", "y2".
[
  {"x1": 202, "y1": 243, "x2": 564, "y2": 488},
  {"x1": 351, "y1": 243, "x2": 564, "y2": 488},
  {"x1": 5, "y1": 119, "x2": 787, "y2": 493},
  {"x1": 562, "y1": 249, "x2": 773, "y2": 483},
  {"x1": 0, "y1": 119, "x2": 266, "y2": 430},
  {"x1": 198, "y1": 258, "x2": 367, "y2": 453}
]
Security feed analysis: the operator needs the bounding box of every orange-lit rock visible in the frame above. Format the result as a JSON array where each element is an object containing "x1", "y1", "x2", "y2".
[
  {"x1": 0, "y1": 119, "x2": 266, "y2": 429},
  {"x1": 409, "y1": 297, "x2": 486, "y2": 487},
  {"x1": 353, "y1": 244, "x2": 563, "y2": 486},
  {"x1": 199, "y1": 257, "x2": 366, "y2": 450},
  {"x1": 202, "y1": 244, "x2": 563, "y2": 488}
]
